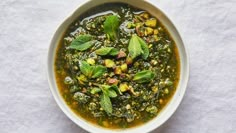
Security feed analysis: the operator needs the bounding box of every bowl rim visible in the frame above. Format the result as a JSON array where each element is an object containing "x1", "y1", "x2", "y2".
[{"x1": 47, "y1": 0, "x2": 189, "y2": 133}]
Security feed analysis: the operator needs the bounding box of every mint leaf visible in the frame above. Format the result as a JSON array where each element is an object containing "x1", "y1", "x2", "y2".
[
  {"x1": 104, "y1": 15, "x2": 120, "y2": 41},
  {"x1": 69, "y1": 34, "x2": 96, "y2": 51},
  {"x1": 133, "y1": 70, "x2": 155, "y2": 83},
  {"x1": 91, "y1": 65, "x2": 107, "y2": 78},
  {"x1": 79, "y1": 61, "x2": 107, "y2": 78},
  {"x1": 79, "y1": 61, "x2": 93, "y2": 77},
  {"x1": 107, "y1": 89, "x2": 117, "y2": 98},
  {"x1": 90, "y1": 88, "x2": 101, "y2": 94},
  {"x1": 100, "y1": 93, "x2": 112, "y2": 114},
  {"x1": 128, "y1": 35, "x2": 149, "y2": 59},
  {"x1": 128, "y1": 35, "x2": 143, "y2": 59},
  {"x1": 109, "y1": 48, "x2": 119, "y2": 56},
  {"x1": 139, "y1": 37, "x2": 149, "y2": 60},
  {"x1": 110, "y1": 85, "x2": 122, "y2": 95},
  {"x1": 95, "y1": 47, "x2": 119, "y2": 56}
]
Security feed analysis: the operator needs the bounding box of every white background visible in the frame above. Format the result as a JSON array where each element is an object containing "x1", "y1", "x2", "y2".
[{"x1": 0, "y1": 0, "x2": 235, "y2": 133}]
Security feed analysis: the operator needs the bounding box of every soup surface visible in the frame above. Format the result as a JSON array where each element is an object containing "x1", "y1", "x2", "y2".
[{"x1": 55, "y1": 3, "x2": 179, "y2": 129}]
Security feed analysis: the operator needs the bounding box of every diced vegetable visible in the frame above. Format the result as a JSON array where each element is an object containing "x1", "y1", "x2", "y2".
[
  {"x1": 114, "y1": 67, "x2": 122, "y2": 75},
  {"x1": 120, "y1": 64, "x2": 128, "y2": 72},
  {"x1": 145, "y1": 19, "x2": 157, "y2": 28},
  {"x1": 105, "y1": 59, "x2": 115, "y2": 68},
  {"x1": 119, "y1": 83, "x2": 129, "y2": 92}
]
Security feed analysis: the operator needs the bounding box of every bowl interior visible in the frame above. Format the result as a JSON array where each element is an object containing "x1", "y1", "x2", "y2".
[{"x1": 47, "y1": 0, "x2": 189, "y2": 133}]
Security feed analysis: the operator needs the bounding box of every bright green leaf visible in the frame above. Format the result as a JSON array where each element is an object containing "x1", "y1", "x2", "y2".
[
  {"x1": 139, "y1": 38, "x2": 149, "y2": 60},
  {"x1": 91, "y1": 65, "x2": 107, "y2": 78},
  {"x1": 109, "y1": 48, "x2": 119, "y2": 56},
  {"x1": 90, "y1": 88, "x2": 101, "y2": 94},
  {"x1": 69, "y1": 34, "x2": 96, "y2": 51},
  {"x1": 95, "y1": 47, "x2": 119, "y2": 56},
  {"x1": 128, "y1": 35, "x2": 144, "y2": 59},
  {"x1": 133, "y1": 70, "x2": 155, "y2": 83},
  {"x1": 128, "y1": 35, "x2": 149, "y2": 59},
  {"x1": 104, "y1": 15, "x2": 120, "y2": 41},
  {"x1": 107, "y1": 89, "x2": 117, "y2": 98},
  {"x1": 100, "y1": 93, "x2": 112, "y2": 114},
  {"x1": 79, "y1": 61, "x2": 93, "y2": 77},
  {"x1": 110, "y1": 85, "x2": 122, "y2": 95},
  {"x1": 79, "y1": 61, "x2": 106, "y2": 78}
]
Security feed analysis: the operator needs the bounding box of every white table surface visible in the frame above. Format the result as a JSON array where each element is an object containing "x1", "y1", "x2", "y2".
[{"x1": 0, "y1": 0, "x2": 235, "y2": 133}]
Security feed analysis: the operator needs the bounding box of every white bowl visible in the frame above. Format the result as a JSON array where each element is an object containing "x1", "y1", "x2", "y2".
[{"x1": 47, "y1": 0, "x2": 189, "y2": 132}]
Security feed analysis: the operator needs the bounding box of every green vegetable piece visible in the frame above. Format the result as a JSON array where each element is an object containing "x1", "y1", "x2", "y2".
[
  {"x1": 90, "y1": 88, "x2": 102, "y2": 94},
  {"x1": 128, "y1": 35, "x2": 143, "y2": 59},
  {"x1": 95, "y1": 47, "x2": 119, "y2": 56},
  {"x1": 91, "y1": 65, "x2": 107, "y2": 78},
  {"x1": 69, "y1": 34, "x2": 97, "y2": 51},
  {"x1": 139, "y1": 37, "x2": 149, "y2": 60},
  {"x1": 100, "y1": 93, "x2": 112, "y2": 114},
  {"x1": 79, "y1": 61, "x2": 107, "y2": 78},
  {"x1": 133, "y1": 70, "x2": 155, "y2": 83},
  {"x1": 128, "y1": 35, "x2": 149, "y2": 59},
  {"x1": 104, "y1": 15, "x2": 120, "y2": 41},
  {"x1": 76, "y1": 74, "x2": 88, "y2": 84},
  {"x1": 110, "y1": 85, "x2": 122, "y2": 95},
  {"x1": 107, "y1": 89, "x2": 117, "y2": 98},
  {"x1": 109, "y1": 48, "x2": 120, "y2": 56},
  {"x1": 79, "y1": 61, "x2": 93, "y2": 77},
  {"x1": 105, "y1": 59, "x2": 115, "y2": 68}
]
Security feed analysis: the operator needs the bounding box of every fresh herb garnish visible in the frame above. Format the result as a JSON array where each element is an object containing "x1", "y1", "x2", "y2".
[
  {"x1": 128, "y1": 35, "x2": 149, "y2": 59},
  {"x1": 98, "y1": 85, "x2": 119, "y2": 114},
  {"x1": 133, "y1": 70, "x2": 155, "y2": 83},
  {"x1": 104, "y1": 15, "x2": 120, "y2": 41},
  {"x1": 95, "y1": 47, "x2": 119, "y2": 56},
  {"x1": 79, "y1": 61, "x2": 107, "y2": 78},
  {"x1": 69, "y1": 34, "x2": 97, "y2": 51},
  {"x1": 100, "y1": 93, "x2": 112, "y2": 114}
]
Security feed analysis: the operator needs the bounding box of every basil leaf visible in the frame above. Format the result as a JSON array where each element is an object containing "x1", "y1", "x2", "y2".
[
  {"x1": 107, "y1": 89, "x2": 117, "y2": 98},
  {"x1": 128, "y1": 35, "x2": 144, "y2": 59},
  {"x1": 133, "y1": 70, "x2": 155, "y2": 83},
  {"x1": 79, "y1": 61, "x2": 93, "y2": 77},
  {"x1": 104, "y1": 15, "x2": 120, "y2": 41},
  {"x1": 128, "y1": 35, "x2": 149, "y2": 59},
  {"x1": 69, "y1": 34, "x2": 96, "y2": 51},
  {"x1": 95, "y1": 47, "x2": 119, "y2": 56},
  {"x1": 100, "y1": 93, "x2": 112, "y2": 114},
  {"x1": 91, "y1": 65, "x2": 107, "y2": 78}
]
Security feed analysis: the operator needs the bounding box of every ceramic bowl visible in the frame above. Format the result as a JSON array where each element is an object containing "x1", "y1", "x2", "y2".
[{"x1": 47, "y1": 0, "x2": 189, "y2": 132}]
